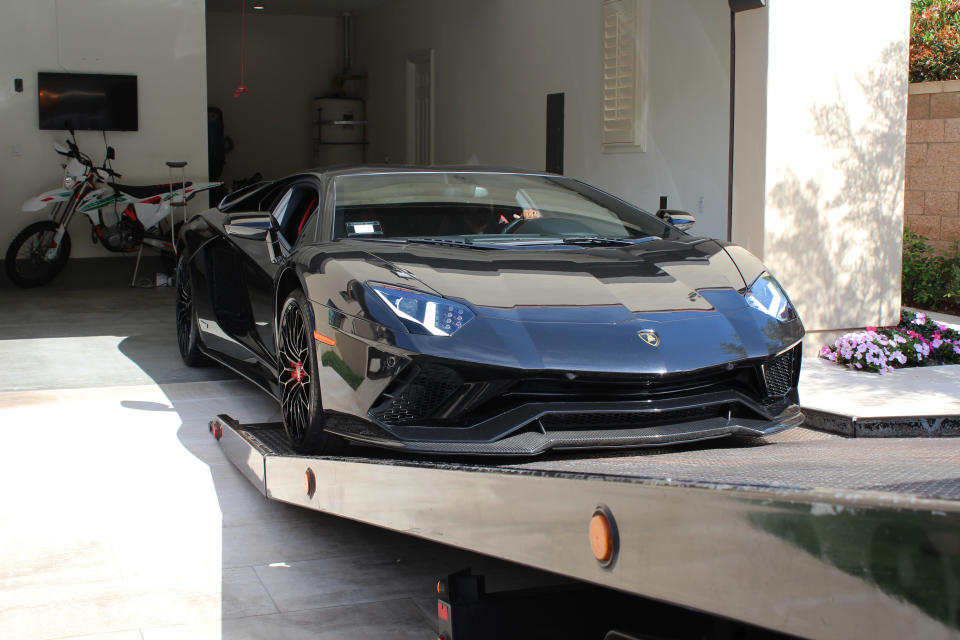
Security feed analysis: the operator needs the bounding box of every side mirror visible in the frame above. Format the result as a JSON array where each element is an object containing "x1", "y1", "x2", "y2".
[
  {"x1": 225, "y1": 216, "x2": 276, "y2": 241},
  {"x1": 656, "y1": 209, "x2": 695, "y2": 231},
  {"x1": 225, "y1": 215, "x2": 283, "y2": 263}
]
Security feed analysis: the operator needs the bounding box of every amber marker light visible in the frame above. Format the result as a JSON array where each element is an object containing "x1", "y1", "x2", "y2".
[
  {"x1": 304, "y1": 468, "x2": 316, "y2": 498},
  {"x1": 314, "y1": 330, "x2": 336, "y2": 346},
  {"x1": 589, "y1": 505, "x2": 618, "y2": 567}
]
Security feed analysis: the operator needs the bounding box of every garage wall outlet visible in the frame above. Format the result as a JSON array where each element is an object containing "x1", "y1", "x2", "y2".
[{"x1": 14, "y1": 78, "x2": 23, "y2": 92}]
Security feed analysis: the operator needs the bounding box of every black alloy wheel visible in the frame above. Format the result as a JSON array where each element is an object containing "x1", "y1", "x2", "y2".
[
  {"x1": 4, "y1": 221, "x2": 71, "y2": 288},
  {"x1": 175, "y1": 255, "x2": 208, "y2": 366},
  {"x1": 278, "y1": 289, "x2": 342, "y2": 454}
]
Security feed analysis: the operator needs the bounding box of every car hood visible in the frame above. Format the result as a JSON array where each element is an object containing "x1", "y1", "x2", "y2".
[
  {"x1": 358, "y1": 237, "x2": 750, "y2": 318},
  {"x1": 302, "y1": 238, "x2": 803, "y2": 373}
]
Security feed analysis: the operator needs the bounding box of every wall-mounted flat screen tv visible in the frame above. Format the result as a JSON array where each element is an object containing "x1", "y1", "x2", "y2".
[{"x1": 38, "y1": 72, "x2": 138, "y2": 131}]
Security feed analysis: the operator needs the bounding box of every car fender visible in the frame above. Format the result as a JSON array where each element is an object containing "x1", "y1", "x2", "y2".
[{"x1": 22, "y1": 188, "x2": 74, "y2": 212}]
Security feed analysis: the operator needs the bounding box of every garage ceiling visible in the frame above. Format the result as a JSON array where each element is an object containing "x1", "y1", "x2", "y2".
[{"x1": 206, "y1": 0, "x2": 387, "y2": 15}]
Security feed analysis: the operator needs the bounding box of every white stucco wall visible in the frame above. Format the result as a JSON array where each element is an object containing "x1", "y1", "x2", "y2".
[
  {"x1": 206, "y1": 11, "x2": 343, "y2": 187},
  {"x1": 733, "y1": 0, "x2": 909, "y2": 336},
  {"x1": 356, "y1": 0, "x2": 731, "y2": 238},
  {"x1": 0, "y1": 0, "x2": 209, "y2": 262}
]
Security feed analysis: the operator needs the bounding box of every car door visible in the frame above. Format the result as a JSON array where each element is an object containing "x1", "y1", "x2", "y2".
[
  {"x1": 228, "y1": 179, "x2": 322, "y2": 379},
  {"x1": 198, "y1": 182, "x2": 284, "y2": 382}
]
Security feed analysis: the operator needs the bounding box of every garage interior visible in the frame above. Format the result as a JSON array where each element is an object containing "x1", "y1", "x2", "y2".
[{"x1": 0, "y1": 1, "x2": 921, "y2": 639}]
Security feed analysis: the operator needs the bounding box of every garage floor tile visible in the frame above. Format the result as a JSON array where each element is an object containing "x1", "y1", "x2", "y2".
[{"x1": 139, "y1": 598, "x2": 432, "y2": 640}]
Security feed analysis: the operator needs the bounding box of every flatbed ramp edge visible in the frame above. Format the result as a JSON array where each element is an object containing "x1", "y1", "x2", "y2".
[{"x1": 210, "y1": 414, "x2": 960, "y2": 639}]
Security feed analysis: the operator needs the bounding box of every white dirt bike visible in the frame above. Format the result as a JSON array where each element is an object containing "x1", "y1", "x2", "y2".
[{"x1": 5, "y1": 133, "x2": 220, "y2": 287}]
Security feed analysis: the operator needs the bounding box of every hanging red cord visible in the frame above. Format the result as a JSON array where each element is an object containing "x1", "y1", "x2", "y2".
[{"x1": 233, "y1": 0, "x2": 249, "y2": 97}]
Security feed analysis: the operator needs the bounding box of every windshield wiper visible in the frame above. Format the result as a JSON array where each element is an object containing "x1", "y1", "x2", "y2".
[
  {"x1": 403, "y1": 237, "x2": 475, "y2": 247},
  {"x1": 560, "y1": 236, "x2": 639, "y2": 246}
]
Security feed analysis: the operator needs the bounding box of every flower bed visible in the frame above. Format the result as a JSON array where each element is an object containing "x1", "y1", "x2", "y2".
[{"x1": 819, "y1": 310, "x2": 960, "y2": 373}]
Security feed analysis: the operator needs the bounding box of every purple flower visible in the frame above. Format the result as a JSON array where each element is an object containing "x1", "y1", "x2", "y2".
[
  {"x1": 914, "y1": 312, "x2": 927, "y2": 325},
  {"x1": 932, "y1": 339, "x2": 944, "y2": 349},
  {"x1": 954, "y1": 346, "x2": 960, "y2": 355}
]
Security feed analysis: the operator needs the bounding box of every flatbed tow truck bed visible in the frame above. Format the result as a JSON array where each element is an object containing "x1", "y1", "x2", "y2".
[{"x1": 210, "y1": 415, "x2": 960, "y2": 639}]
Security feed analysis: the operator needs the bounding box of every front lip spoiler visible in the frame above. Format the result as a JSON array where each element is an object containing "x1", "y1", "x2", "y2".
[
  {"x1": 371, "y1": 389, "x2": 794, "y2": 443},
  {"x1": 326, "y1": 405, "x2": 805, "y2": 456}
]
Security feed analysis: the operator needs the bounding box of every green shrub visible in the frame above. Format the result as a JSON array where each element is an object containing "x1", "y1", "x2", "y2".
[
  {"x1": 902, "y1": 228, "x2": 960, "y2": 312},
  {"x1": 911, "y1": 0, "x2": 960, "y2": 82}
]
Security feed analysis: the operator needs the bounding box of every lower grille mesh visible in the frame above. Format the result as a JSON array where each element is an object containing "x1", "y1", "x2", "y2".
[
  {"x1": 372, "y1": 364, "x2": 462, "y2": 426},
  {"x1": 763, "y1": 345, "x2": 800, "y2": 397}
]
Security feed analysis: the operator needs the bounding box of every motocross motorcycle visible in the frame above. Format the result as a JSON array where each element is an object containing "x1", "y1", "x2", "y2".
[{"x1": 5, "y1": 133, "x2": 220, "y2": 288}]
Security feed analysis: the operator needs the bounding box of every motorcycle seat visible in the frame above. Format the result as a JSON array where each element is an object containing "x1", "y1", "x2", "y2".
[{"x1": 110, "y1": 182, "x2": 193, "y2": 199}]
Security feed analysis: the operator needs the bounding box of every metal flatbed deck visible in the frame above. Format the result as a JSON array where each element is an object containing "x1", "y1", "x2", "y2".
[{"x1": 212, "y1": 415, "x2": 960, "y2": 639}]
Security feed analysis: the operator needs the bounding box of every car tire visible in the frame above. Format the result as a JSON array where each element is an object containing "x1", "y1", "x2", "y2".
[
  {"x1": 175, "y1": 255, "x2": 209, "y2": 367},
  {"x1": 278, "y1": 289, "x2": 345, "y2": 454}
]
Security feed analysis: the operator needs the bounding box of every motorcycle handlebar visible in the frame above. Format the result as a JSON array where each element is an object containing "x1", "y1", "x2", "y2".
[{"x1": 95, "y1": 166, "x2": 121, "y2": 180}]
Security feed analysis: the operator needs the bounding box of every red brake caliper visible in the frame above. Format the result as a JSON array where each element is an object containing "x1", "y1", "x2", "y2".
[{"x1": 290, "y1": 361, "x2": 306, "y2": 382}]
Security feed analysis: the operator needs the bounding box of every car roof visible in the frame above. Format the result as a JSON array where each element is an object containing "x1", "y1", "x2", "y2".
[{"x1": 302, "y1": 165, "x2": 564, "y2": 179}]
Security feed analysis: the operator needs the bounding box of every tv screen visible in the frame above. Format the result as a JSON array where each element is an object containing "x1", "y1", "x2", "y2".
[{"x1": 38, "y1": 72, "x2": 138, "y2": 131}]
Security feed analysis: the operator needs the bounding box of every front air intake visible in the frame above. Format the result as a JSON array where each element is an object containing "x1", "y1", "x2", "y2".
[
  {"x1": 762, "y1": 344, "x2": 800, "y2": 397},
  {"x1": 371, "y1": 363, "x2": 463, "y2": 426}
]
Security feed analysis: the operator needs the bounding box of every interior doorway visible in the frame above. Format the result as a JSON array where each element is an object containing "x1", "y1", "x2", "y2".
[{"x1": 405, "y1": 49, "x2": 435, "y2": 165}]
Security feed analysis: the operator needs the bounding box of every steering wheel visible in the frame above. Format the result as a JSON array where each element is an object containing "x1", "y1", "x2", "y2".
[{"x1": 500, "y1": 217, "x2": 529, "y2": 234}]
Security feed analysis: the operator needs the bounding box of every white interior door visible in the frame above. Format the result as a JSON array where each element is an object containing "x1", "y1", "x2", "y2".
[{"x1": 405, "y1": 49, "x2": 434, "y2": 165}]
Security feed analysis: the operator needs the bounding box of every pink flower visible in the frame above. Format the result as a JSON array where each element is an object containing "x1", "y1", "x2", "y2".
[
  {"x1": 820, "y1": 346, "x2": 832, "y2": 357},
  {"x1": 866, "y1": 326, "x2": 877, "y2": 332}
]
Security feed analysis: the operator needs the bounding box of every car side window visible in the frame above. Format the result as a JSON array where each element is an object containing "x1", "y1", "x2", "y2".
[{"x1": 272, "y1": 185, "x2": 320, "y2": 248}]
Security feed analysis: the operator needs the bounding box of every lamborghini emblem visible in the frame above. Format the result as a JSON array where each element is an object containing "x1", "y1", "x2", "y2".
[{"x1": 637, "y1": 330, "x2": 660, "y2": 347}]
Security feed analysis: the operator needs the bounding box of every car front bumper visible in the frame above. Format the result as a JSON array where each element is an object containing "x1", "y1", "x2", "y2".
[{"x1": 325, "y1": 401, "x2": 804, "y2": 456}]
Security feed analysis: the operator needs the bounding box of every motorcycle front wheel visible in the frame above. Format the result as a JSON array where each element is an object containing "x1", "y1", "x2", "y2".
[{"x1": 4, "y1": 221, "x2": 71, "y2": 288}]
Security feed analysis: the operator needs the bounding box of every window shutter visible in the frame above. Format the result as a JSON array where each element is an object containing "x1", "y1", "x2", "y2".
[{"x1": 602, "y1": 0, "x2": 644, "y2": 150}]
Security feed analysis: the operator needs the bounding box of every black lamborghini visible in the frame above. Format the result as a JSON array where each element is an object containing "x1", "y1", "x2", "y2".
[{"x1": 176, "y1": 167, "x2": 805, "y2": 455}]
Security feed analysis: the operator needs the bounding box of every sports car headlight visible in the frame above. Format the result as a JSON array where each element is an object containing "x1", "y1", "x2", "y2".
[
  {"x1": 744, "y1": 273, "x2": 797, "y2": 321},
  {"x1": 370, "y1": 284, "x2": 474, "y2": 336}
]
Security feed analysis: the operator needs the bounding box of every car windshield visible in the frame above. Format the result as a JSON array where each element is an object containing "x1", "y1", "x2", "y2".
[{"x1": 332, "y1": 172, "x2": 679, "y2": 243}]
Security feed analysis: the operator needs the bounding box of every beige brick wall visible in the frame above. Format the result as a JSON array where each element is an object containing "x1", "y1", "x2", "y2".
[{"x1": 906, "y1": 81, "x2": 960, "y2": 253}]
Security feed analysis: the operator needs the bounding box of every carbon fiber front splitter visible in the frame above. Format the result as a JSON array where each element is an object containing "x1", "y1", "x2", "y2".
[{"x1": 325, "y1": 405, "x2": 805, "y2": 456}]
